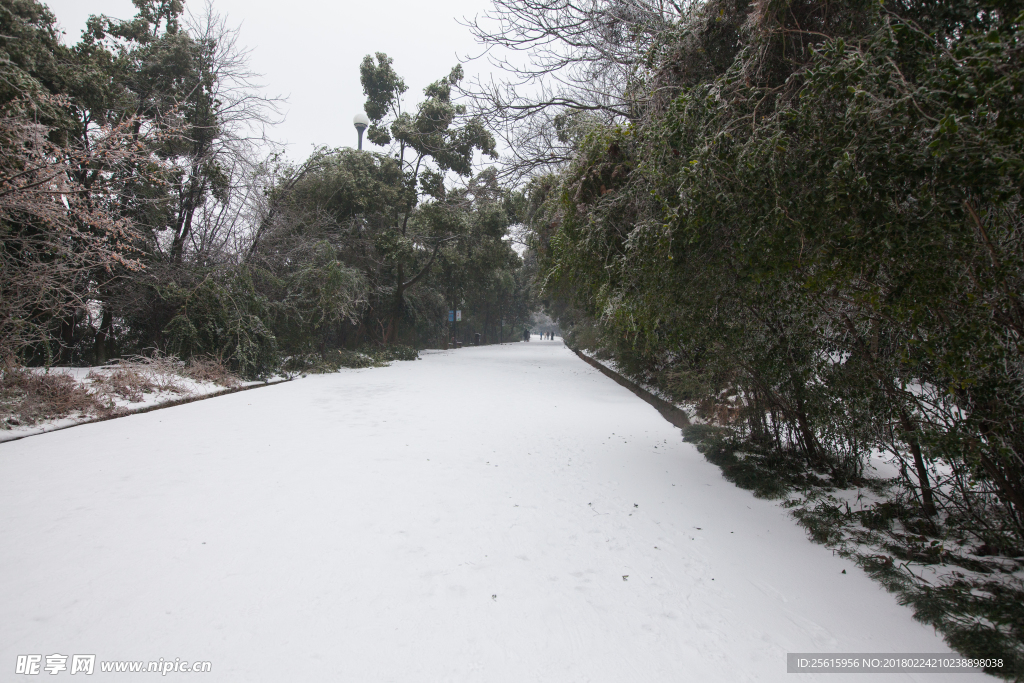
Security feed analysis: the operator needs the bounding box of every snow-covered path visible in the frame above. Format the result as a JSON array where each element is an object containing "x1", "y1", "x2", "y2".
[{"x1": 1, "y1": 342, "x2": 981, "y2": 682}]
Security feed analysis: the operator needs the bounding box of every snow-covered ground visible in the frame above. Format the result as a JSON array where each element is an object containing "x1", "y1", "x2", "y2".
[{"x1": 0, "y1": 341, "x2": 984, "y2": 682}]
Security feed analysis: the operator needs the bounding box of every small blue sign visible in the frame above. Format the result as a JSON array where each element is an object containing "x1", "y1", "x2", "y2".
[{"x1": 448, "y1": 310, "x2": 454, "y2": 322}]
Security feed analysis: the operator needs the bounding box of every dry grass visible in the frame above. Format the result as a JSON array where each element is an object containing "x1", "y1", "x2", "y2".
[
  {"x1": 183, "y1": 357, "x2": 242, "y2": 387},
  {"x1": 87, "y1": 354, "x2": 240, "y2": 402},
  {"x1": 1, "y1": 353, "x2": 242, "y2": 430},
  {"x1": 87, "y1": 366, "x2": 164, "y2": 402},
  {"x1": 87, "y1": 355, "x2": 187, "y2": 402},
  {"x1": 0, "y1": 368, "x2": 108, "y2": 428}
]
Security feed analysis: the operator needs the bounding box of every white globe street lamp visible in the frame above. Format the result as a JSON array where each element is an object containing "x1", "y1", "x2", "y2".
[{"x1": 353, "y1": 113, "x2": 369, "y2": 150}]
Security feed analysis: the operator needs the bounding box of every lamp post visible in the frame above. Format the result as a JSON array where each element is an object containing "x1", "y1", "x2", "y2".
[{"x1": 353, "y1": 113, "x2": 369, "y2": 150}]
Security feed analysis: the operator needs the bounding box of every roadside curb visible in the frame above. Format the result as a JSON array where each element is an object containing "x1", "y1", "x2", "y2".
[
  {"x1": 0, "y1": 378, "x2": 291, "y2": 445},
  {"x1": 572, "y1": 349, "x2": 690, "y2": 429}
]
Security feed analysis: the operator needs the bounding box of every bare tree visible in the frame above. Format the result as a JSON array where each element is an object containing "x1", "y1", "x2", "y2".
[
  {"x1": 0, "y1": 97, "x2": 164, "y2": 363},
  {"x1": 459, "y1": 0, "x2": 687, "y2": 180},
  {"x1": 163, "y1": 1, "x2": 284, "y2": 265}
]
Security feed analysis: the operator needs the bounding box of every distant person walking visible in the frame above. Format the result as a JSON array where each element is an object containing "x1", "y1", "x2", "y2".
[{"x1": 523, "y1": 329, "x2": 530, "y2": 342}]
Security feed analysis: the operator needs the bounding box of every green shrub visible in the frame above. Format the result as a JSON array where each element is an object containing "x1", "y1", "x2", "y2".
[
  {"x1": 367, "y1": 344, "x2": 420, "y2": 363},
  {"x1": 162, "y1": 271, "x2": 279, "y2": 380},
  {"x1": 282, "y1": 349, "x2": 378, "y2": 374}
]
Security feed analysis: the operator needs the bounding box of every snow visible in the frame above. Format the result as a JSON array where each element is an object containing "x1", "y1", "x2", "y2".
[
  {"x1": 0, "y1": 341, "x2": 984, "y2": 682},
  {"x1": 581, "y1": 348, "x2": 700, "y2": 421}
]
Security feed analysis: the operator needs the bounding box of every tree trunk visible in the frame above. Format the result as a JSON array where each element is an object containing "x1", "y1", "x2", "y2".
[
  {"x1": 898, "y1": 408, "x2": 937, "y2": 517},
  {"x1": 384, "y1": 264, "x2": 405, "y2": 344},
  {"x1": 384, "y1": 239, "x2": 448, "y2": 344},
  {"x1": 788, "y1": 371, "x2": 825, "y2": 469},
  {"x1": 839, "y1": 311, "x2": 937, "y2": 516},
  {"x1": 56, "y1": 316, "x2": 75, "y2": 365},
  {"x1": 93, "y1": 305, "x2": 113, "y2": 366},
  {"x1": 170, "y1": 170, "x2": 203, "y2": 263}
]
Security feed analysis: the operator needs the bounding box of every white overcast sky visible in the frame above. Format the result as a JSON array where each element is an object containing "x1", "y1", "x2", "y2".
[{"x1": 44, "y1": 0, "x2": 500, "y2": 162}]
